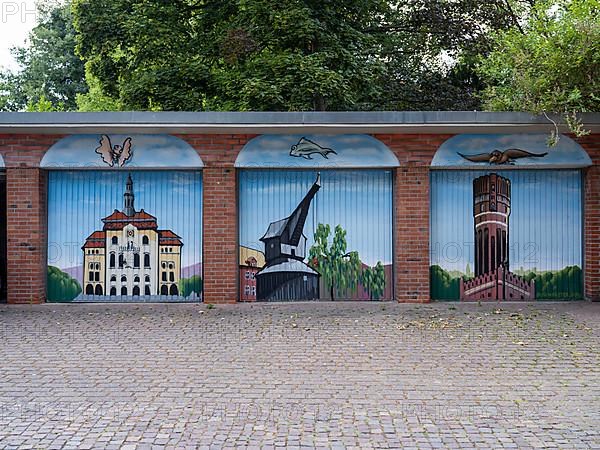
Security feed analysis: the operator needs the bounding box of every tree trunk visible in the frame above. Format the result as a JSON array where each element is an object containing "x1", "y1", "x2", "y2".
[
  {"x1": 314, "y1": 94, "x2": 326, "y2": 111},
  {"x1": 330, "y1": 284, "x2": 335, "y2": 301}
]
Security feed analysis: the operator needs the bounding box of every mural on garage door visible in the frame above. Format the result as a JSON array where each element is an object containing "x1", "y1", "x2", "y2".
[
  {"x1": 42, "y1": 135, "x2": 203, "y2": 302},
  {"x1": 236, "y1": 135, "x2": 398, "y2": 302},
  {"x1": 430, "y1": 134, "x2": 591, "y2": 301}
]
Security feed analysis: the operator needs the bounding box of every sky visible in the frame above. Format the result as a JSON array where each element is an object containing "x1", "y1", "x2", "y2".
[
  {"x1": 41, "y1": 134, "x2": 205, "y2": 169},
  {"x1": 47, "y1": 171, "x2": 203, "y2": 274},
  {"x1": 0, "y1": 0, "x2": 38, "y2": 71},
  {"x1": 239, "y1": 170, "x2": 394, "y2": 267},
  {"x1": 430, "y1": 170, "x2": 583, "y2": 273},
  {"x1": 432, "y1": 133, "x2": 592, "y2": 169}
]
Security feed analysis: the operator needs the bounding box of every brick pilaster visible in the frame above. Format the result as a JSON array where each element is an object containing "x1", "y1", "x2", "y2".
[
  {"x1": 0, "y1": 135, "x2": 59, "y2": 304},
  {"x1": 182, "y1": 134, "x2": 254, "y2": 304},
  {"x1": 375, "y1": 134, "x2": 452, "y2": 303},
  {"x1": 577, "y1": 134, "x2": 600, "y2": 301}
]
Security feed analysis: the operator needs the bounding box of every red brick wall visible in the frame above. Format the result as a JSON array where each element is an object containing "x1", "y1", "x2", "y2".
[
  {"x1": 375, "y1": 134, "x2": 452, "y2": 302},
  {"x1": 181, "y1": 135, "x2": 255, "y2": 304},
  {"x1": 575, "y1": 134, "x2": 600, "y2": 301},
  {"x1": 0, "y1": 135, "x2": 62, "y2": 303}
]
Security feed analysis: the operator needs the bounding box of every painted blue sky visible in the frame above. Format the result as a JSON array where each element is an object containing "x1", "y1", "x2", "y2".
[
  {"x1": 430, "y1": 170, "x2": 582, "y2": 272},
  {"x1": 41, "y1": 134, "x2": 204, "y2": 169},
  {"x1": 432, "y1": 134, "x2": 592, "y2": 169},
  {"x1": 235, "y1": 134, "x2": 400, "y2": 169},
  {"x1": 47, "y1": 171, "x2": 203, "y2": 273},
  {"x1": 239, "y1": 170, "x2": 393, "y2": 266}
]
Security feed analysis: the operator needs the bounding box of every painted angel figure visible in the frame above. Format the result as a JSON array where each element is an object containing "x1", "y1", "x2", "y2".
[{"x1": 95, "y1": 135, "x2": 133, "y2": 167}]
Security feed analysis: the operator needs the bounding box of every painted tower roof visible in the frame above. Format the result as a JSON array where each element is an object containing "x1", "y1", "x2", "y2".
[
  {"x1": 82, "y1": 231, "x2": 106, "y2": 249},
  {"x1": 158, "y1": 230, "x2": 183, "y2": 246},
  {"x1": 102, "y1": 209, "x2": 159, "y2": 231}
]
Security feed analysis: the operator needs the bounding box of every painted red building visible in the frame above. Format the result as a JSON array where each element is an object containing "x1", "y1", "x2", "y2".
[
  {"x1": 461, "y1": 173, "x2": 535, "y2": 301},
  {"x1": 239, "y1": 246, "x2": 265, "y2": 302}
]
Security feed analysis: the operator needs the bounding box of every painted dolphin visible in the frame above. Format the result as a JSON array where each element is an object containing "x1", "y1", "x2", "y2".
[{"x1": 289, "y1": 137, "x2": 337, "y2": 160}]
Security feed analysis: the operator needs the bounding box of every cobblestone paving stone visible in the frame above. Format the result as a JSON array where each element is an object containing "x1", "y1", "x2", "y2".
[{"x1": 0, "y1": 301, "x2": 598, "y2": 449}]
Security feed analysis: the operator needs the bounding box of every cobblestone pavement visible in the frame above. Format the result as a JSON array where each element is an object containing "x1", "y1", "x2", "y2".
[{"x1": 0, "y1": 301, "x2": 599, "y2": 449}]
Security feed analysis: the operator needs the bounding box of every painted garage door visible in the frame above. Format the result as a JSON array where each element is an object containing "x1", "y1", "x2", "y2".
[
  {"x1": 42, "y1": 135, "x2": 203, "y2": 303},
  {"x1": 236, "y1": 135, "x2": 398, "y2": 302},
  {"x1": 430, "y1": 134, "x2": 591, "y2": 301}
]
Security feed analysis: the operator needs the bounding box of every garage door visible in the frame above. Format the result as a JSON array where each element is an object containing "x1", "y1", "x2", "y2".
[
  {"x1": 430, "y1": 134, "x2": 591, "y2": 301},
  {"x1": 236, "y1": 135, "x2": 398, "y2": 302},
  {"x1": 42, "y1": 135, "x2": 203, "y2": 302}
]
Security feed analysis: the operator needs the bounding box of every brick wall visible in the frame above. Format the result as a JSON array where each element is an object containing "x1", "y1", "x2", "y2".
[
  {"x1": 575, "y1": 134, "x2": 600, "y2": 301},
  {"x1": 181, "y1": 135, "x2": 255, "y2": 304},
  {"x1": 0, "y1": 131, "x2": 597, "y2": 304},
  {"x1": 375, "y1": 134, "x2": 452, "y2": 302},
  {"x1": 0, "y1": 135, "x2": 62, "y2": 303}
]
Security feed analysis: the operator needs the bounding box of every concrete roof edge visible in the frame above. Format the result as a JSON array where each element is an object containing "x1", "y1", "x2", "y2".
[{"x1": 0, "y1": 111, "x2": 600, "y2": 134}]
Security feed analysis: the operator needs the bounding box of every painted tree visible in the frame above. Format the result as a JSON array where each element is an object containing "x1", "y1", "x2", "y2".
[
  {"x1": 178, "y1": 275, "x2": 203, "y2": 298},
  {"x1": 361, "y1": 261, "x2": 386, "y2": 300},
  {"x1": 309, "y1": 224, "x2": 362, "y2": 301},
  {"x1": 465, "y1": 263, "x2": 473, "y2": 279},
  {"x1": 47, "y1": 266, "x2": 82, "y2": 302}
]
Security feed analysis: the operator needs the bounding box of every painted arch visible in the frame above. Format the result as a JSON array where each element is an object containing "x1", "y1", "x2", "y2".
[
  {"x1": 235, "y1": 134, "x2": 399, "y2": 168},
  {"x1": 41, "y1": 134, "x2": 203, "y2": 169},
  {"x1": 431, "y1": 133, "x2": 591, "y2": 169}
]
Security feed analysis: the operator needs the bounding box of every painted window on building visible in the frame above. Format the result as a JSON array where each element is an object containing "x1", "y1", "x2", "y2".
[{"x1": 430, "y1": 134, "x2": 591, "y2": 301}]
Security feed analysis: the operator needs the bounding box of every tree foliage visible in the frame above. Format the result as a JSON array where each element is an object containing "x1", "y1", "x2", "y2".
[
  {"x1": 361, "y1": 261, "x2": 386, "y2": 300},
  {"x1": 0, "y1": 1, "x2": 87, "y2": 111},
  {"x1": 47, "y1": 266, "x2": 82, "y2": 302},
  {"x1": 5, "y1": 0, "x2": 593, "y2": 115},
  {"x1": 429, "y1": 265, "x2": 460, "y2": 301},
  {"x1": 178, "y1": 275, "x2": 203, "y2": 298},
  {"x1": 309, "y1": 224, "x2": 362, "y2": 301},
  {"x1": 477, "y1": 0, "x2": 600, "y2": 138},
  {"x1": 309, "y1": 223, "x2": 388, "y2": 301},
  {"x1": 523, "y1": 265, "x2": 582, "y2": 299},
  {"x1": 71, "y1": 0, "x2": 537, "y2": 111}
]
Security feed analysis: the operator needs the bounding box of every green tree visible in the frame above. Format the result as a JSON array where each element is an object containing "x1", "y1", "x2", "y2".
[
  {"x1": 465, "y1": 263, "x2": 473, "y2": 279},
  {"x1": 429, "y1": 265, "x2": 460, "y2": 301},
  {"x1": 72, "y1": 0, "x2": 534, "y2": 111},
  {"x1": 0, "y1": 1, "x2": 87, "y2": 111},
  {"x1": 532, "y1": 265, "x2": 582, "y2": 299},
  {"x1": 309, "y1": 224, "x2": 362, "y2": 301},
  {"x1": 178, "y1": 275, "x2": 203, "y2": 298},
  {"x1": 47, "y1": 266, "x2": 82, "y2": 302},
  {"x1": 378, "y1": 0, "x2": 538, "y2": 110},
  {"x1": 73, "y1": 0, "x2": 391, "y2": 111},
  {"x1": 477, "y1": 0, "x2": 600, "y2": 140},
  {"x1": 76, "y1": 72, "x2": 124, "y2": 111},
  {"x1": 361, "y1": 261, "x2": 386, "y2": 300}
]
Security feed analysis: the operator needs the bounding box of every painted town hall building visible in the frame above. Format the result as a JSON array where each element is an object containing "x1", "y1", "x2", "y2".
[{"x1": 82, "y1": 175, "x2": 183, "y2": 297}]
